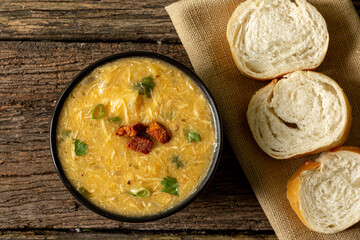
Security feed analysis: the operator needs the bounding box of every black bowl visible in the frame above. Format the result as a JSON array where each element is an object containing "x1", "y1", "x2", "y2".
[{"x1": 50, "y1": 51, "x2": 223, "y2": 222}]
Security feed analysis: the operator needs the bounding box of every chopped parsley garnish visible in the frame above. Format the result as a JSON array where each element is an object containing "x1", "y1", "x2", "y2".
[
  {"x1": 107, "y1": 116, "x2": 122, "y2": 123},
  {"x1": 134, "y1": 75, "x2": 155, "y2": 98},
  {"x1": 73, "y1": 139, "x2": 88, "y2": 156},
  {"x1": 91, "y1": 104, "x2": 104, "y2": 119},
  {"x1": 187, "y1": 131, "x2": 201, "y2": 143},
  {"x1": 171, "y1": 156, "x2": 184, "y2": 168},
  {"x1": 129, "y1": 188, "x2": 150, "y2": 198},
  {"x1": 79, "y1": 187, "x2": 91, "y2": 199},
  {"x1": 161, "y1": 176, "x2": 179, "y2": 196}
]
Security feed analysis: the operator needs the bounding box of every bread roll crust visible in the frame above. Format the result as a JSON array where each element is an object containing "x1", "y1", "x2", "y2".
[
  {"x1": 247, "y1": 71, "x2": 351, "y2": 159},
  {"x1": 287, "y1": 161, "x2": 320, "y2": 230},
  {"x1": 287, "y1": 147, "x2": 360, "y2": 234},
  {"x1": 227, "y1": 0, "x2": 329, "y2": 80}
]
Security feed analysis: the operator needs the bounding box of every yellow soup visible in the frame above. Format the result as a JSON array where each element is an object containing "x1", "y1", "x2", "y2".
[{"x1": 56, "y1": 57, "x2": 216, "y2": 216}]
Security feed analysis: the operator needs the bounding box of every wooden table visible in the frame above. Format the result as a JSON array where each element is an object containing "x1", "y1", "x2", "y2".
[{"x1": 0, "y1": 1, "x2": 359, "y2": 239}]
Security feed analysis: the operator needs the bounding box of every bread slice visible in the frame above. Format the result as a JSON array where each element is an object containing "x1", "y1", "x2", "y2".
[
  {"x1": 246, "y1": 71, "x2": 351, "y2": 159},
  {"x1": 287, "y1": 147, "x2": 360, "y2": 234},
  {"x1": 227, "y1": 0, "x2": 329, "y2": 80}
]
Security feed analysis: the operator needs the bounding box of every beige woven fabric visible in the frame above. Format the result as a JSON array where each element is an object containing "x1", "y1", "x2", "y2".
[{"x1": 166, "y1": 0, "x2": 360, "y2": 239}]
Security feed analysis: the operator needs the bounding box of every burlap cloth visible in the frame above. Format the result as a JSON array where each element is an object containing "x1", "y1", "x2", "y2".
[{"x1": 166, "y1": 0, "x2": 360, "y2": 239}]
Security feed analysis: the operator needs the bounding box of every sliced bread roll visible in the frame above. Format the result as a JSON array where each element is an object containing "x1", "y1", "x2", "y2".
[
  {"x1": 227, "y1": 0, "x2": 329, "y2": 80},
  {"x1": 287, "y1": 147, "x2": 360, "y2": 234},
  {"x1": 247, "y1": 71, "x2": 351, "y2": 159}
]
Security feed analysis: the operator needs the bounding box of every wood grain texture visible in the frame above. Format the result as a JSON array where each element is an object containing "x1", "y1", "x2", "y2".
[
  {"x1": 0, "y1": 1, "x2": 359, "y2": 238},
  {"x1": 0, "y1": 0, "x2": 357, "y2": 43},
  {"x1": 0, "y1": 41, "x2": 271, "y2": 231},
  {"x1": 0, "y1": 0, "x2": 178, "y2": 43},
  {"x1": 0, "y1": 230, "x2": 278, "y2": 240}
]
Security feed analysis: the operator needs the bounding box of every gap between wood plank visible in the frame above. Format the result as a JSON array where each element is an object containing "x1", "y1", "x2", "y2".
[
  {"x1": 0, "y1": 229, "x2": 278, "y2": 239},
  {"x1": 0, "y1": 38, "x2": 181, "y2": 44}
]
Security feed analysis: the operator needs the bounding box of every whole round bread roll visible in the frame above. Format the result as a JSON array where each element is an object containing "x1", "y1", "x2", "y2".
[
  {"x1": 287, "y1": 147, "x2": 360, "y2": 234},
  {"x1": 247, "y1": 71, "x2": 351, "y2": 159},
  {"x1": 227, "y1": 0, "x2": 329, "y2": 80}
]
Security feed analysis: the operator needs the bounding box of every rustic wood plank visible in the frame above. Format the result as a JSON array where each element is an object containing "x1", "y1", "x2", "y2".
[
  {"x1": 0, "y1": 230, "x2": 278, "y2": 240},
  {"x1": 0, "y1": 0, "x2": 178, "y2": 42},
  {"x1": 0, "y1": 41, "x2": 272, "y2": 231},
  {"x1": 0, "y1": 0, "x2": 358, "y2": 42},
  {"x1": 0, "y1": 0, "x2": 357, "y2": 237}
]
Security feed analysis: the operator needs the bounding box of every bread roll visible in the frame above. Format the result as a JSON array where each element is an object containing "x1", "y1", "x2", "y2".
[
  {"x1": 287, "y1": 147, "x2": 360, "y2": 234},
  {"x1": 247, "y1": 71, "x2": 351, "y2": 159},
  {"x1": 227, "y1": 0, "x2": 329, "y2": 80}
]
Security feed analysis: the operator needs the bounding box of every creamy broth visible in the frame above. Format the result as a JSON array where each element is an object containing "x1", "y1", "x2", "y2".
[{"x1": 56, "y1": 57, "x2": 216, "y2": 216}]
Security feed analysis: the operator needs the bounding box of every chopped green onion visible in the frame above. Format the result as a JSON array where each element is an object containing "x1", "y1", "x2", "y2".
[
  {"x1": 107, "y1": 116, "x2": 122, "y2": 123},
  {"x1": 166, "y1": 111, "x2": 174, "y2": 120},
  {"x1": 187, "y1": 131, "x2": 201, "y2": 143},
  {"x1": 91, "y1": 104, "x2": 104, "y2": 119},
  {"x1": 73, "y1": 139, "x2": 88, "y2": 156},
  {"x1": 62, "y1": 130, "x2": 71, "y2": 137},
  {"x1": 161, "y1": 176, "x2": 179, "y2": 196},
  {"x1": 171, "y1": 156, "x2": 184, "y2": 168},
  {"x1": 129, "y1": 188, "x2": 150, "y2": 197},
  {"x1": 58, "y1": 130, "x2": 71, "y2": 143},
  {"x1": 79, "y1": 187, "x2": 91, "y2": 199}
]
